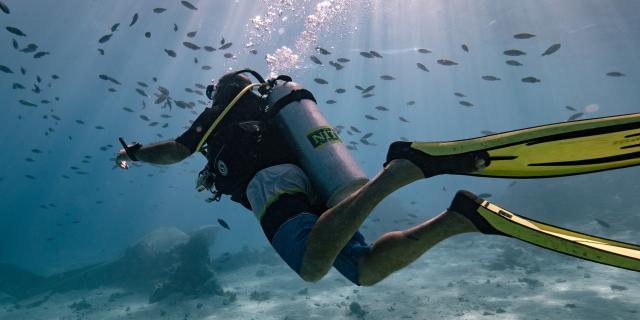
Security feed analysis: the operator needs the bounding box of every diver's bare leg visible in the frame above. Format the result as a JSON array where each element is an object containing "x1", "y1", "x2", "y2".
[
  {"x1": 356, "y1": 210, "x2": 477, "y2": 286},
  {"x1": 300, "y1": 159, "x2": 423, "y2": 281}
]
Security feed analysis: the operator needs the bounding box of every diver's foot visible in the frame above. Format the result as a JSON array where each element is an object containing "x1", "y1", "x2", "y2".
[
  {"x1": 385, "y1": 141, "x2": 490, "y2": 178},
  {"x1": 447, "y1": 190, "x2": 503, "y2": 235}
]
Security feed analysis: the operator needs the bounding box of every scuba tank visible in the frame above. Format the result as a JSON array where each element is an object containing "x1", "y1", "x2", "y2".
[
  {"x1": 196, "y1": 69, "x2": 369, "y2": 207},
  {"x1": 266, "y1": 81, "x2": 369, "y2": 207}
]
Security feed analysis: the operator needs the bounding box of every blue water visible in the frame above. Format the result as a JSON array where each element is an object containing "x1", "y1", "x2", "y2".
[{"x1": 1, "y1": 0, "x2": 639, "y2": 319}]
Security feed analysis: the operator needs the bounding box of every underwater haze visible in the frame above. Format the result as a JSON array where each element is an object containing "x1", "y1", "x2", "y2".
[{"x1": 1, "y1": 0, "x2": 639, "y2": 319}]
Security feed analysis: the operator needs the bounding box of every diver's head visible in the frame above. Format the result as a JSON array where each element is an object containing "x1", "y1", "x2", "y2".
[{"x1": 206, "y1": 72, "x2": 252, "y2": 105}]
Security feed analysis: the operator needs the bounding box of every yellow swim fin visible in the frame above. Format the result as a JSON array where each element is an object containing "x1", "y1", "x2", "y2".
[
  {"x1": 449, "y1": 190, "x2": 640, "y2": 272},
  {"x1": 409, "y1": 113, "x2": 640, "y2": 178}
]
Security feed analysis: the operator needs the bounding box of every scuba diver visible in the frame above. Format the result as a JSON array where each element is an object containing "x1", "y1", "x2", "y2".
[{"x1": 117, "y1": 69, "x2": 640, "y2": 286}]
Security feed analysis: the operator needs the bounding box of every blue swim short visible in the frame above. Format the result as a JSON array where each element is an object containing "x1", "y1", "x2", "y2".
[
  {"x1": 246, "y1": 164, "x2": 371, "y2": 285},
  {"x1": 271, "y1": 212, "x2": 371, "y2": 285}
]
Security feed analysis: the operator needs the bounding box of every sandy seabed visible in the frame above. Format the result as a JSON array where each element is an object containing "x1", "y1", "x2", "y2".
[{"x1": 2, "y1": 235, "x2": 638, "y2": 320}]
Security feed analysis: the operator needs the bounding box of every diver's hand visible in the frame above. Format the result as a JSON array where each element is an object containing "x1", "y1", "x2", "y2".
[{"x1": 116, "y1": 149, "x2": 131, "y2": 169}]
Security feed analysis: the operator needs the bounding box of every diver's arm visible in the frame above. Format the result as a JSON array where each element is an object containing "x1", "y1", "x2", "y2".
[{"x1": 117, "y1": 140, "x2": 192, "y2": 165}]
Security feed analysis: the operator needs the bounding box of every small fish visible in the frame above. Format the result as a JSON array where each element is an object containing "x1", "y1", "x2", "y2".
[
  {"x1": 350, "y1": 126, "x2": 361, "y2": 133},
  {"x1": 606, "y1": 71, "x2": 625, "y2": 77},
  {"x1": 335, "y1": 88, "x2": 346, "y2": 94},
  {"x1": 514, "y1": 33, "x2": 536, "y2": 39},
  {"x1": 310, "y1": 55, "x2": 322, "y2": 65},
  {"x1": 12, "y1": 83, "x2": 24, "y2": 89},
  {"x1": 19, "y1": 100, "x2": 37, "y2": 107},
  {"x1": 437, "y1": 59, "x2": 458, "y2": 66},
  {"x1": 187, "y1": 31, "x2": 197, "y2": 38},
  {"x1": 375, "y1": 106, "x2": 389, "y2": 111},
  {"x1": 153, "y1": 8, "x2": 166, "y2": 13},
  {"x1": 461, "y1": 44, "x2": 469, "y2": 52},
  {"x1": 33, "y1": 51, "x2": 50, "y2": 59},
  {"x1": 98, "y1": 33, "x2": 113, "y2": 43},
  {"x1": 164, "y1": 49, "x2": 176, "y2": 57},
  {"x1": 521, "y1": 76, "x2": 541, "y2": 83},
  {"x1": 326, "y1": 100, "x2": 336, "y2": 105},
  {"x1": 314, "y1": 78, "x2": 328, "y2": 85},
  {"x1": 565, "y1": 106, "x2": 576, "y2": 111},
  {"x1": 316, "y1": 47, "x2": 331, "y2": 55},
  {"x1": 0, "y1": 1, "x2": 9, "y2": 14},
  {"x1": 6, "y1": 26, "x2": 26, "y2": 36},
  {"x1": 144, "y1": 32, "x2": 151, "y2": 38},
  {"x1": 416, "y1": 63, "x2": 429, "y2": 72},
  {"x1": 129, "y1": 13, "x2": 139, "y2": 27},
  {"x1": 478, "y1": 193, "x2": 492, "y2": 198},
  {"x1": 149, "y1": 121, "x2": 159, "y2": 126},
  {"x1": 417, "y1": 48, "x2": 431, "y2": 54},
  {"x1": 107, "y1": 77, "x2": 121, "y2": 85},
  {"x1": 355, "y1": 85, "x2": 364, "y2": 91},
  {"x1": 139, "y1": 115, "x2": 150, "y2": 121},
  {"x1": 75, "y1": 120, "x2": 85, "y2": 124},
  {"x1": 481, "y1": 130, "x2": 495, "y2": 135},
  {"x1": 398, "y1": 116, "x2": 409, "y2": 123},
  {"x1": 203, "y1": 46, "x2": 215, "y2": 52},
  {"x1": 181, "y1": 1, "x2": 198, "y2": 10},
  {"x1": 220, "y1": 37, "x2": 225, "y2": 45},
  {"x1": 329, "y1": 61, "x2": 343, "y2": 70},
  {"x1": 108, "y1": 88, "x2": 117, "y2": 92},
  {"x1": 362, "y1": 93, "x2": 374, "y2": 98},
  {"x1": 201, "y1": 65, "x2": 211, "y2": 70},
  {"x1": 135, "y1": 88, "x2": 148, "y2": 97},
  {"x1": 595, "y1": 218, "x2": 611, "y2": 228},
  {"x1": 406, "y1": 101, "x2": 415, "y2": 106},
  {"x1": 183, "y1": 42, "x2": 200, "y2": 50},
  {"x1": 361, "y1": 132, "x2": 373, "y2": 140},
  {"x1": 12, "y1": 38, "x2": 18, "y2": 49},
  {"x1": 380, "y1": 75, "x2": 395, "y2": 80},
  {"x1": 95, "y1": 125, "x2": 104, "y2": 130},
  {"x1": 567, "y1": 112, "x2": 584, "y2": 121},
  {"x1": 337, "y1": 58, "x2": 350, "y2": 63},
  {"x1": 219, "y1": 42, "x2": 232, "y2": 50},
  {"x1": 173, "y1": 24, "x2": 178, "y2": 32},
  {"x1": 365, "y1": 114, "x2": 377, "y2": 120},
  {"x1": 20, "y1": 43, "x2": 38, "y2": 53},
  {"x1": 52, "y1": 74, "x2": 59, "y2": 79},
  {"x1": 249, "y1": 49, "x2": 258, "y2": 55},
  {"x1": 160, "y1": 114, "x2": 172, "y2": 118},
  {"x1": 369, "y1": 50, "x2": 383, "y2": 58},
  {"x1": 361, "y1": 85, "x2": 375, "y2": 94},
  {"x1": 98, "y1": 48, "x2": 105, "y2": 55},
  {"x1": 218, "y1": 218, "x2": 230, "y2": 230},
  {"x1": 541, "y1": 43, "x2": 561, "y2": 56},
  {"x1": 137, "y1": 81, "x2": 148, "y2": 87},
  {"x1": 503, "y1": 49, "x2": 526, "y2": 56},
  {"x1": 122, "y1": 107, "x2": 134, "y2": 112},
  {"x1": 0, "y1": 65, "x2": 13, "y2": 73},
  {"x1": 359, "y1": 51, "x2": 374, "y2": 58},
  {"x1": 481, "y1": 75, "x2": 501, "y2": 81},
  {"x1": 459, "y1": 101, "x2": 474, "y2": 107},
  {"x1": 111, "y1": 23, "x2": 120, "y2": 32},
  {"x1": 506, "y1": 60, "x2": 523, "y2": 66},
  {"x1": 20, "y1": 66, "x2": 25, "y2": 74}
]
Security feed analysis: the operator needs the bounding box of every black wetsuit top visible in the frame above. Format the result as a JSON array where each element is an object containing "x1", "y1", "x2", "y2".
[{"x1": 175, "y1": 94, "x2": 297, "y2": 209}]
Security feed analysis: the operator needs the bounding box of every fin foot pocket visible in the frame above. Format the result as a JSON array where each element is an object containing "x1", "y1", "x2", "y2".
[
  {"x1": 385, "y1": 141, "x2": 490, "y2": 178},
  {"x1": 448, "y1": 190, "x2": 505, "y2": 235}
]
